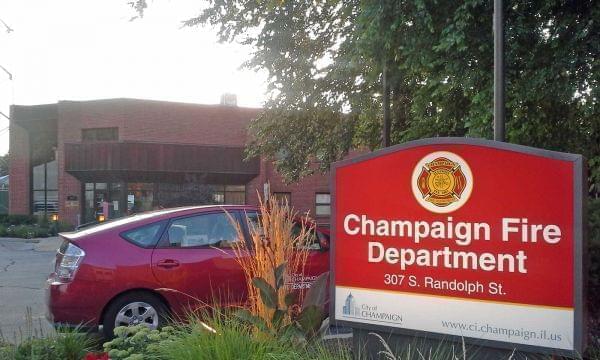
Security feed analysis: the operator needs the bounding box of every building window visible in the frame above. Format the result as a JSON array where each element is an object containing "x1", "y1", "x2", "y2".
[
  {"x1": 273, "y1": 192, "x2": 291, "y2": 206},
  {"x1": 82, "y1": 127, "x2": 118, "y2": 142},
  {"x1": 224, "y1": 185, "x2": 246, "y2": 204},
  {"x1": 32, "y1": 159, "x2": 58, "y2": 216},
  {"x1": 315, "y1": 193, "x2": 331, "y2": 216},
  {"x1": 212, "y1": 185, "x2": 245, "y2": 205},
  {"x1": 82, "y1": 182, "x2": 247, "y2": 223}
]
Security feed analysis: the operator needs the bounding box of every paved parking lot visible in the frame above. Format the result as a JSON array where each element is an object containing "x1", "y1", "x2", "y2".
[{"x1": 0, "y1": 237, "x2": 61, "y2": 343}]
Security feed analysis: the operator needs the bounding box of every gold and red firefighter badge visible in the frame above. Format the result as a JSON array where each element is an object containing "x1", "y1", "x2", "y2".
[{"x1": 416, "y1": 157, "x2": 467, "y2": 208}]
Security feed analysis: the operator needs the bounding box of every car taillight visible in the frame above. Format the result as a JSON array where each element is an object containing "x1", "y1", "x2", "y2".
[{"x1": 54, "y1": 241, "x2": 85, "y2": 282}]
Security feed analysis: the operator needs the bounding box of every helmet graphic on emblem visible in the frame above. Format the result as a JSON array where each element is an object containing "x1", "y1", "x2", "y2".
[{"x1": 411, "y1": 151, "x2": 473, "y2": 213}]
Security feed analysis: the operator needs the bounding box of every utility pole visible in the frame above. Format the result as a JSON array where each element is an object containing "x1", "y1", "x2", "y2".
[{"x1": 493, "y1": 0, "x2": 505, "y2": 142}]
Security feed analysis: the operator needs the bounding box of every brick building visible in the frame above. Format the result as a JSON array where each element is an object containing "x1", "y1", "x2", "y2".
[{"x1": 8, "y1": 98, "x2": 332, "y2": 227}]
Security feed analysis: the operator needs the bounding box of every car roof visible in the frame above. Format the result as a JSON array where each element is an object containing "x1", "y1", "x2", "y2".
[{"x1": 63, "y1": 204, "x2": 257, "y2": 239}]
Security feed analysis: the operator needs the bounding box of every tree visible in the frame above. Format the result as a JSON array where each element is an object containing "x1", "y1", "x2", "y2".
[
  {"x1": 0, "y1": 153, "x2": 8, "y2": 177},
  {"x1": 129, "y1": 0, "x2": 599, "y2": 192}
]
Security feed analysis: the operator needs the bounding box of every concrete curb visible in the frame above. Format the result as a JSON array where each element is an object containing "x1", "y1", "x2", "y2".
[{"x1": 0, "y1": 237, "x2": 41, "y2": 243}]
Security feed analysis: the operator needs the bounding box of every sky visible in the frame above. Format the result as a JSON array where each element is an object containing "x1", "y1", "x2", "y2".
[{"x1": 0, "y1": 0, "x2": 268, "y2": 155}]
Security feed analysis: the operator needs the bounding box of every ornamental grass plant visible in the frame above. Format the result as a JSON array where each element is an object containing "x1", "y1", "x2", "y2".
[{"x1": 228, "y1": 194, "x2": 314, "y2": 330}]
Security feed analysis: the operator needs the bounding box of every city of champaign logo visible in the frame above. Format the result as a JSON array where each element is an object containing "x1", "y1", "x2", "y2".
[
  {"x1": 412, "y1": 151, "x2": 473, "y2": 213},
  {"x1": 342, "y1": 293, "x2": 403, "y2": 324}
]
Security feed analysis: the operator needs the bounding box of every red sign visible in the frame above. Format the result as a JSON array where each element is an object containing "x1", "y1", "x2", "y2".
[{"x1": 332, "y1": 138, "x2": 585, "y2": 355}]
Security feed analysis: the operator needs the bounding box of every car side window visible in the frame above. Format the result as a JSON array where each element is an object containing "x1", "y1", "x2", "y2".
[
  {"x1": 166, "y1": 212, "x2": 241, "y2": 248},
  {"x1": 121, "y1": 222, "x2": 164, "y2": 248},
  {"x1": 243, "y1": 211, "x2": 321, "y2": 250},
  {"x1": 292, "y1": 222, "x2": 321, "y2": 250},
  {"x1": 243, "y1": 211, "x2": 263, "y2": 237}
]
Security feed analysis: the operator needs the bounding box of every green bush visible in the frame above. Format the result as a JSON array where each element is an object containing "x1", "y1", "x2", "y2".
[
  {"x1": 234, "y1": 268, "x2": 330, "y2": 342},
  {"x1": 589, "y1": 199, "x2": 600, "y2": 314},
  {"x1": 2, "y1": 329, "x2": 96, "y2": 360},
  {"x1": 0, "y1": 214, "x2": 38, "y2": 226},
  {"x1": 588, "y1": 198, "x2": 600, "y2": 354},
  {"x1": 0, "y1": 215, "x2": 74, "y2": 238},
  {"x1": 156, "y1": 313, "x2": 302, "y2": 360},
  {"x1": 0, "y1": 341, "x2": 15, "y2": 360},
  {"x1": 102, "y1": 310, "x2": 346, "y2": 360},
  {"x1": 103, "y1": 325, "x2": 177, "y2": 360},
  {"x1": 57, "y1": 221, "x2": 74, "y2": 232},
  {"x1": 4, "y1": 224, "x2": 49, "y2": 239}
]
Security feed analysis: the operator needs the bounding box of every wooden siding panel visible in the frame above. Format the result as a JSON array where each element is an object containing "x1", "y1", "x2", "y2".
[{"x1": 64, "y1": 142, "x2": 259, "y2": 176}]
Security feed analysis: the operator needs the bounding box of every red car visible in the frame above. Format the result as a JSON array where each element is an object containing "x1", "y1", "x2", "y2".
[{"x1": 46, "y1": 205, "x2": 329, "y2": 337}]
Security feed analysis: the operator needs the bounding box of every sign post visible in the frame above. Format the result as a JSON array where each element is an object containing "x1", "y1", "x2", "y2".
[{"x1": 331, "y1": 138, "x2": 587, "y2": 358}]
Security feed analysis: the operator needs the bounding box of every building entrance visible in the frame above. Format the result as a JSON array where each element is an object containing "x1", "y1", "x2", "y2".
[{"x1": 82, "y1": 182, "x2": 246, "y2": 223}]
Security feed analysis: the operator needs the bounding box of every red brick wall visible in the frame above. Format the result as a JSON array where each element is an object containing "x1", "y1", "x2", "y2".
[
  {"x1": 8, "y1": 121, "x2": 30, "y2": 215},
  {"x1": 55, "y1": 99, "x2": 263, "y2": 225},
  {"x1": 246, "y1": 160, "x2": 331, "y2": 227},
  {"x1": 58, "y1": 99, "x2": 260, "y2": 146}
]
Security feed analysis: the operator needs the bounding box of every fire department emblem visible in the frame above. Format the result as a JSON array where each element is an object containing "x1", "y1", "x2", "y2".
[{"x1": 411, "y1": 151, "x2": 473, "y2": 213}]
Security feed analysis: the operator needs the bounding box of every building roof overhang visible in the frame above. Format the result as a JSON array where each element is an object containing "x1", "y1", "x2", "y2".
[{"x1": 64, "y1": 141, "x2": 259, "y2": 184}]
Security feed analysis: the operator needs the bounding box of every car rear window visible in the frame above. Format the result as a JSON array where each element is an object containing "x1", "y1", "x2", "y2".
[{"x1": 121, "y1": 222, "x2": 164, "y2": 248}]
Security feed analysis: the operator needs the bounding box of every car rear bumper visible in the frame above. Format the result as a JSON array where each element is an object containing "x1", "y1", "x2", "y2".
[{"x1": 45, "y1": 273, "x2": 103, "y2": 329}]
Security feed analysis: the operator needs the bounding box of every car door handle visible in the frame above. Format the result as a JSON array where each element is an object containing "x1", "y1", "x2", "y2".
[{"x1": 157, "y1": 259, "x2": 180, "y2": 269}]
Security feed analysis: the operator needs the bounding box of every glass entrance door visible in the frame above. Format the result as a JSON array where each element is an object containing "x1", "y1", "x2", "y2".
[
  {"x1": 127, "y1": 183, "x2": 155, "y2": 214},
  {"x1": 83, "y1": 182, "x2": 125, "y2": 223}
]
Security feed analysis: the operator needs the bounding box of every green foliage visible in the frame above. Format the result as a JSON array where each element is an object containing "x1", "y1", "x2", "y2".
[
  {"x1": 4, "y1": 225, "x2": 48, "y2": 239},
  {"x1": 179, "y1": 0, "x2": 598, "y2": 186},
  {"x1": 0, "y1": 341, "x2": 15, "y2": 360},
  {"x1": 0, "y1": 153, "x2": 7, "y2": 177},
  {"x1": 0, "y1": 215, "x2": 73, "y2": 238},
  {"x1": 1, "y1": 329, "x2": 96, "y2": 360},
  {"x1": 156, "y1": 313, "x2": 302, "y2": 360},
  {"x1": 99, "y1": 309, "x2": 344, "y2": 360},
  {"x1": 236, "y1": 267, "x2": 330, "y2": 341},
  {"x1": 6, "y1": 225, "x2": 42, "y2": 239},
  {"x1": 0, "y1": 215, "x2": 38, "y2": 226},
  {"x1": 103, "y1": 324, "x2": 177, "y2": 360},
  {"x1": 589, "y1": 198, "x2": 600, "y2": 315}
]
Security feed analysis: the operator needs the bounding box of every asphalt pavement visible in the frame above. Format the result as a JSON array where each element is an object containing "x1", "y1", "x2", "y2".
[{"x1": 0, "y1": 237, "x2": 61, "y2": 343}]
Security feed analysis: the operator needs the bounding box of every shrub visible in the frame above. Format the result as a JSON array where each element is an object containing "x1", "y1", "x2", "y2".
[
  {"x1": 0, "y1": 214, "x2": 37, "y2": 226},
  {"x1": 57, "y1": 220, "x2": 75, "y2": 232},
  {"x1": 236, "y1": 268, "x2": 330, "y2": 342},
  {"x1": 156, "y1": 310, "x2": 302, "y2": 360},
  {"x1": 156, "y1": 310, "x2": 349, "y2": 360},
  {"x1": 588, "y1": 199, "x2": 600, "y2": 355},
  {"x1": 0, "y1": 215, "x2": 74, "y2": 238},
  {"x1": 8, "y1": 329, "x2": 96, "y2": 360},
  {"x1": 5, "y1": 224, "x2": 49, "y2": 239},
  {"x1": 0, "y1": 340, "x2": 15, "y2": 360},
  {"x1": 103, "y1": 325, "x2": 177, "y2": 360},
  {"x1": 589, "y1": 198, "x2": 600, "y2": 314},
  {"x1": 101, "y1": 309, "x2": 341, "y2": 360}
]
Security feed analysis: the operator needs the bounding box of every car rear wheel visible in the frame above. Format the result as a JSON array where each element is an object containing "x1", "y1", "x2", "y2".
[{"x1": 102, "y1": 292, "x2": 168, "y2": 338}]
